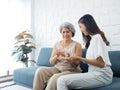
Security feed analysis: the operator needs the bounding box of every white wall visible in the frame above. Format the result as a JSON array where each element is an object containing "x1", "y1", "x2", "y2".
[
  {"x1": 31, "y1": 0, "x2": 120, "y2": 60},
  {"x1": 0, "y1": 0, "x2": 31, "y2": 75}
]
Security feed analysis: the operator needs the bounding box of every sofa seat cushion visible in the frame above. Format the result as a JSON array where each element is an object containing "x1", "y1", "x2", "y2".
[
  {"x1": 14, "y1": 66, "x2": 52, "y2": 88},
  {"x1": 14, "y1": 66, "x2": 39, "y2": 88}
]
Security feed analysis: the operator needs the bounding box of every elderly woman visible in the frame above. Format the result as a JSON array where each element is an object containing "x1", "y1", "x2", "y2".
[{"x1": 33, "y1": 22, "x2": 82, "y2": 90}]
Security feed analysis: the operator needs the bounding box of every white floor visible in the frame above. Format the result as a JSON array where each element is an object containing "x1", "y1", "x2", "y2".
[{"x1": 0, "y1": 85, "x2": 32, "y2": 90}]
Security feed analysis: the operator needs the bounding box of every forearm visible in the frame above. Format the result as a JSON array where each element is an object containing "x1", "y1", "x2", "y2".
[{"x1": 81, "y1": 57, "x2": 105, "y2": 68}]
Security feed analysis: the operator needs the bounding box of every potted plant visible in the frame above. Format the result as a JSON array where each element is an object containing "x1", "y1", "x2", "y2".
[{"x1": 11, "y1": 31, "x2": 36, "y2": 67}]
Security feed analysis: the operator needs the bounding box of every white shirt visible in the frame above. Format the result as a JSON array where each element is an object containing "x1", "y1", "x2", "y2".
[{"x1": 86, "y1": 34, "x2": 112, "y2": 71}]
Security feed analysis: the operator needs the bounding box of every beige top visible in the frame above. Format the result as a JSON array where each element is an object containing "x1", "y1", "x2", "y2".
[{"x1": 55, "y1": 40, "x2": 81, "y2": 72}]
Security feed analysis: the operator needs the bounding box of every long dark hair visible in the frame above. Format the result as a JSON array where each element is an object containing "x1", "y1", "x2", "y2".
[{"x1": 78, "y1": 14, "x2": 109, "y2": 49}]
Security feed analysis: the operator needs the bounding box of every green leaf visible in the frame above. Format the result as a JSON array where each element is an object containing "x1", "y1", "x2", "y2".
[
  {"x1": 29, "y1": 45, "x2": 36, "y2": 49},
  {"x1": 12, "y1": 30, "x2": 36, "y2": 63},
  {"x1": 24, "y1": 33, "x2": 33, "y2": 38}
]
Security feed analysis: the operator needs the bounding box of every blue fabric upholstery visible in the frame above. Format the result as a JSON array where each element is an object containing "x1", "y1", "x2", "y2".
[
  {"x1": 109, "y1": 51, "x2": 120, "y2": 77},
  {"x1": 36, "y1": 48, "x2": 53, "y2": 66},
  {"x1": 80, "y1": 49, "x2": 88, "y2": 72},
  {"x1": 13, "y1": 48, "x2": 120, "y2": 90},
  {"x1": 14, "y1": 66, "x2": 38, "y2": 88}
]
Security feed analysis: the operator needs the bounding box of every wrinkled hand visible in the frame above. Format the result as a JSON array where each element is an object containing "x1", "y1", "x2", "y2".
[
  {"x1": 57, "y1": 56, "x2": 70, "y2": 61},
  {"x1": 56, "y1": 49, "x2": 70, "y2": 57}
]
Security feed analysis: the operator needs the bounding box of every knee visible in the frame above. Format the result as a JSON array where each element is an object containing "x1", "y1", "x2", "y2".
[
  {"x1": 46, "y1": 74, "x2": 59, "y2": 89},
  {"x1": 57, "y1": 76, "x2": 67, "y2": 90},
  {"x1": 49, "y1": 74, "x2": 59, "y2": 83},
  {"x1": 57, "y1": 76, "x2": 65, "y2": 85},
  {"x1": 35, "y1": 67, "x2": 47, "y2": 76}
]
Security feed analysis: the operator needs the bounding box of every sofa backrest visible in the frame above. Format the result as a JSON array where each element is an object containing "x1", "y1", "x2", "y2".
[
  {"x1": 108, "y1": 51, "x2": 120, "y2": 77},
  {"x1": 36, "y1": 47, "x2": 120, "y2": 77},
  {"x1": 36, "y1": 48, "x2": 53, "y2": 66},
  {"x1": 80, "y1": 49, "x2": 88, "y2": 72}
]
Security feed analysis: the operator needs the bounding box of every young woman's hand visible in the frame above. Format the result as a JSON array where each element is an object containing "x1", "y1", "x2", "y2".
[{"x1": 67, "y1": 56, "x2": 81, "y2": 61}]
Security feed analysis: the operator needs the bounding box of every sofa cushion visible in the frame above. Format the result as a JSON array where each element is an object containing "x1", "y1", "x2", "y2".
[
  {"x1": 36, "y1": 48, "x2": 53, "y2": 66},
  {"x1": 14, "y1": 66, "x2": 39, "y2": 88},
  {"x1": 108, "y1": 51, "x2": 120, "y2": 77}
]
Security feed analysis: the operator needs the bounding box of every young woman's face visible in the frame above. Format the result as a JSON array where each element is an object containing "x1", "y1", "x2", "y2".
[
  {"x1": 79, "y1": 23, "x2": 89, "y2": 36},
  {"x1": 61, "y1": 28, "x2": 72, "y2": 40}
]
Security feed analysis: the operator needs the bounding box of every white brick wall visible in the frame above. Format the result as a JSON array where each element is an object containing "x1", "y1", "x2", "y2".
[{"x1": 31, "y1": 0, "x2": 120, "y2": 60}]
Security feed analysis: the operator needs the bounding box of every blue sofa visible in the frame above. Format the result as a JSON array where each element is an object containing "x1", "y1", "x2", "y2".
[{"x1": 14, "y1": 48, "x2": 120, "y2": 90}]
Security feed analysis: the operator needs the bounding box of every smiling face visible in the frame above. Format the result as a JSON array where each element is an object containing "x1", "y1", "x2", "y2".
[
  {"x1": 79, "y1": 23, "x2": 89, "y2": 36},
  {"x1": 61, "y1": 27, "x2": 72, "y2": 41}
]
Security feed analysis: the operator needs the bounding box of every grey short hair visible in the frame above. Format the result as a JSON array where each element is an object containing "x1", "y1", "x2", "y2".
[{"x1": 60, "y1": 22, "x2": 76, "y2": 37}]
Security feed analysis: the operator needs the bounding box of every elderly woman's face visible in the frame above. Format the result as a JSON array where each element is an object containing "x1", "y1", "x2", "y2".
[
  {"x1": 79, "y1": 23, "x2": 89, "y2": 36},
  {"x1": 61, "y1": 28, "x2": 72, "y2": 40}
]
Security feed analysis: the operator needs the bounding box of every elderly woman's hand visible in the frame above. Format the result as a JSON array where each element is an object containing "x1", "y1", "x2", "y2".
[{"x1": 56, "y1": 49, "x2": 70, "y2": 57}]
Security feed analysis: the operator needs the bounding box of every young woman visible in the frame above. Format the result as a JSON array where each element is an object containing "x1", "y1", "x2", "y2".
[
  {"x1": 33, "y1": 22, "x2": 82, "y2": 90},
  {"x1": 57, "y1": 14, "x2": 113, "y2": 90}
]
